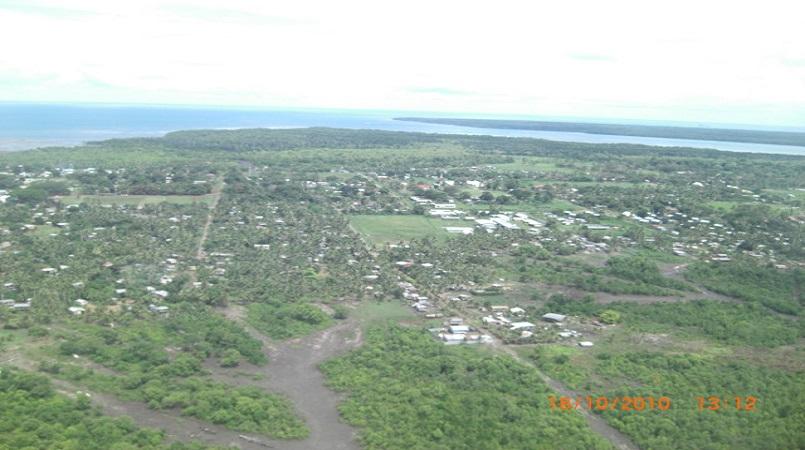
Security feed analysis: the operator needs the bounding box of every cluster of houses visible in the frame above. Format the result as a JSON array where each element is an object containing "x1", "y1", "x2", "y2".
[
  {"x1": 229, "y1": 167, "x2": 799, "y2": 272},
  {"x1": 386, "y1": 168, "x2": 796, "y2": 268},
  {"x1": 545, "y1": 209, "x2": 601, "y2": 227},
  {"x1": 483, "y1": 308, "x2": 569, "y2": 338},
  {"x1": 401, "y1": 274, "x2": 495, "y2": 345},
  {"x1": 482, "y1": 305, "x2": 535, "y2": 337},
  {"x1": 477, "y1": 308, "x2": 597, "y2": 346},
  {"x1": 148, "y1": 304, "x2": 169, "y2": 314},
  {"x1": 433, "y1": 317, "x2": 493, "y2": 345},
  {"x1": 1, "y1": 298, "x2": 31, "y2": 311},
  {"x1": 12, "y1": 270, "x2": 171, "y2": 317},
  {"x1": 1, "y1": 283, "x2": 30, "y2": 311},
  {"x1": 362, "y1": 265, "x2": 383, "y2": 294},
  {"x1": 68, "y1": 298, "x2": 89, "y2": 315},
  {"x1": 402, "y1": 281, "x2": 432, "y2": 312},
  {"x1": 408, "y1": 171, "x2": 794, "y2": 266}
]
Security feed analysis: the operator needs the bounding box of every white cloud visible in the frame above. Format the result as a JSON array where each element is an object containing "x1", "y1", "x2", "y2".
[{"x1": 0, "y1": 0, "x2": 804, "y2": 126}]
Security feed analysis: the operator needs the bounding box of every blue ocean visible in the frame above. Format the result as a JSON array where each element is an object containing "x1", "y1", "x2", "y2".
[{"x1": 1, "y1": 103, "x2": 804, "y2": 155}]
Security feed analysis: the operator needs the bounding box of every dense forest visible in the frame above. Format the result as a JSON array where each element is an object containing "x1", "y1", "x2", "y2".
[{"x1": 321, "y1": 326, "x2": 612, "y2": 450}]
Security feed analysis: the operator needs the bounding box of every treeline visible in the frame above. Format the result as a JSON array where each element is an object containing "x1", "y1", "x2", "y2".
[
  {"x1": 515, "y1": 256, "x2": 689, "y2": 296},
  {"x1": 161, "y1": 127, "x2": 445, "y2": 152},
  {"x1": 684, "y1": 259, "x2": 804, "y2": 315},
  {"x1": 540, "y1": 296, "x2": 800, "y2": 347},
  {"x1": 606, "y1": 256, "x2": 691, "y2": 291},
  {"x1": 87, "y1": 127, "x2": 805, "y2": 164}
]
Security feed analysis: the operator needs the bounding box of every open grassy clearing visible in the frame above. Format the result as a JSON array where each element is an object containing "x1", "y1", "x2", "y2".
[
  {"x1": 764, "y1": 188, "x2": 805, "y2": 200},
  {"x1": 0, "y1": 329, "x2": 26, "y2": 349},
  {"x1": 349, "y1": 214, "x2": 462, "y2": 244},
  {"x1": 707, "y1": 200, "x2": 795, "y2": 213},
  {"x1": 56, "y1": 193, "x2": 216, "y2": 206},
  {"x1": 29, "y1": 224, "x2": 61, "y2": 237},
  {"x1": 488, "y1": 158, "x2": 578, "y2": 173},
  {"x1": 561, "y1": 181, "x2": 644, "y2": 188},
  {"x1": 352, "y1": 300, "x2": 415, "y2": 326}
]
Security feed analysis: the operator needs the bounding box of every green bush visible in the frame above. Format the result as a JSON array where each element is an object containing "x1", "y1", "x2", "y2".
[
  {"x1": 321, "y1": 326, "x2": 611, "y2": 450},
  {"x1": 247, "y1": 302, "x2": 333, "y2": 340}
]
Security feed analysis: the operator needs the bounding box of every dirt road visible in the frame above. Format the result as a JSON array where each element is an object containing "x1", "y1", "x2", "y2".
[
  {"x1": 212, "y1": 306, "x2": 363, "y2": 450},
  {"x1": 196, "y1": 177, "x2": 224, "y2": 260}
]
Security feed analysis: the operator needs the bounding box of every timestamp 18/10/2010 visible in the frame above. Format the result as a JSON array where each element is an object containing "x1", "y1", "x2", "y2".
[{"x1": 549, "y1": 395, "x2": 758, "y2": 412}]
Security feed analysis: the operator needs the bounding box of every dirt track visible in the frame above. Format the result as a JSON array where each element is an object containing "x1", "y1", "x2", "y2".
[
  {"x1": 212, "y1": 306, "x2": 363, "y2": 450},
  {"x1": 196, "y1": 178, "x2": 224, "y2": 260},
  {"x1": 1, "y1": 309, "x2": 363, "y2": 450}
]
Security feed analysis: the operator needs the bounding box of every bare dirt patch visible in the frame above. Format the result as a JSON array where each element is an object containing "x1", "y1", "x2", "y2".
[
  {"x1": 210, "y1": 306, "x2": 363, "y2": 450},
  {"x1": 2, "y1": 313, "x2": 362, "y2": 450}
]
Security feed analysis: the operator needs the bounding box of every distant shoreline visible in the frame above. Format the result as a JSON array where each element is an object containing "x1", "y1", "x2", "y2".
[
  {"x1": 396, "y1": 117, "x2": 805, "y2": 149},
  {"x1": 2, "y1": 103, "x2": 804, "y2": 155}
]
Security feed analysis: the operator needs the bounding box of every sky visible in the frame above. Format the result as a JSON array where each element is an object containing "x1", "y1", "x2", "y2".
[{"x1": 0, "y1": 0, "x2": 804, "y2": 127}]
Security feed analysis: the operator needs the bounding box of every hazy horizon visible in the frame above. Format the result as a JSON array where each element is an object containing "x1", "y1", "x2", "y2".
[
  {"x1": 2, "y1": 100, "x2": 805, "y2": 133},
  {"x1": 1, "y1": 1, "x2": 803, "y2": 127}
]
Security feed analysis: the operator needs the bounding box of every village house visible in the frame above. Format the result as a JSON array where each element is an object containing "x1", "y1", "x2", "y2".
[
  {"x1": 542, "y1": 313, "x2": 566, "y2": 323},
  {"x1": 449, "y1": 325, "x2": 470, "y2": 334},
  {"x1": 11, "y1": 301, "x2": 31, "y2": 311},
  {"x1": 510, "y1": 322, "x2": 536, "y2": 331},
  {"x1": 148, "y1": 304, "x2": 169, "y2": 314},
  {"x1": 509, "y1": 307, "x2": 525, "y2": 316}
]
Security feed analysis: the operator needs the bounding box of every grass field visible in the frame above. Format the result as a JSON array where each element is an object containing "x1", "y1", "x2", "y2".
[
  {"x1": 56, "y1": 193, "x2": 216, "y2": 206},
  {"x1": 353, "y1": 301, "x2": 415, "y2": 326},
  {"x1": 708, "y1": 200, "x2": 746, "y2": 210},
  {"x1": 708, "y1": 200, "x2": 793, "y2": 212},
  {"x1": 29, "y1": 224, "x2": 61, "y2": 237},
  {"x1": 349, "y1": 214, "x2": 462, "y2": 244},
  {"x1": 489, "y1": 157, "x2": 577, "y2": 173}
]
